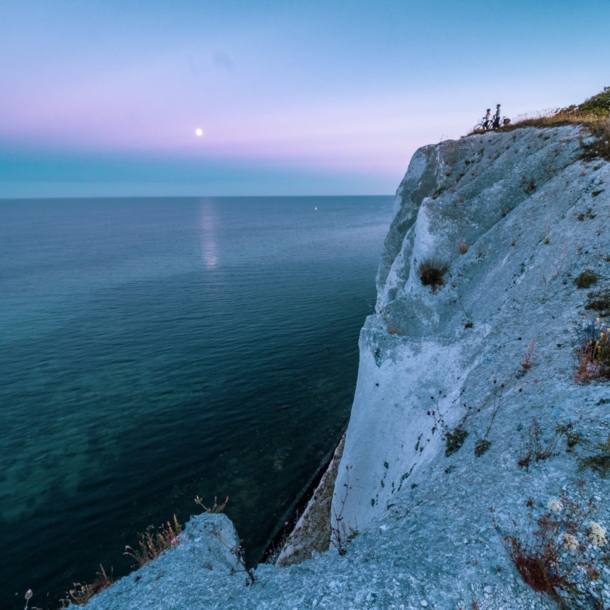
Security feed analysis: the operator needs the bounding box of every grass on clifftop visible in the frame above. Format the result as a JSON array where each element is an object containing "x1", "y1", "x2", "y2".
[{"x1": 469, "y1": 87, "x2": 610, "y2": 160}]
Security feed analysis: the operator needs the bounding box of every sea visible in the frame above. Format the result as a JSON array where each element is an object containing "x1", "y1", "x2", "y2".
[{"x1": 0, "y1": 195, "x2": 394, "y2": 608}]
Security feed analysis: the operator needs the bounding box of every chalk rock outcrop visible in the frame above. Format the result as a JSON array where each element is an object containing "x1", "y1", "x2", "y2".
[{"x1": 80, "y1": 126, "x2": 610, "y2": 609}]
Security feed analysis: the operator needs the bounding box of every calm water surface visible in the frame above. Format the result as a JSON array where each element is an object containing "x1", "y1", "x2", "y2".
[{"x1": 0, "y1": 196, "x2": 393, "y2": 608}]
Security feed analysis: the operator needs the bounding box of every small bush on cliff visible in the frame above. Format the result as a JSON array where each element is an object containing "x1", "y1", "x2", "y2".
[
  {"x1": 574, "y1": 269, "x2": 599, "y2": 289},
  {"x1": 577, "y1": 87, "x2": 610, "y2": 116},
  {"x1": 575, "y1": 319, "x2": 610, "y2": 383},
  {"x1": 418, "y1": 258, "x2": 448, "y2": 292},
  {"x1": 585, "y1": 287, "x2": 610, "y2": 317},
  {"x1": 445, "y1": 427, "x2": 468, "y2": 457}
]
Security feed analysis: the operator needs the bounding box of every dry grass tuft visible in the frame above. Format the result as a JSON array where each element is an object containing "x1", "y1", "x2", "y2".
[
  {"x1": 124, "y1": 515, "x2": 183, "y2": 567},
  {"x1": 517, "y1": 419, "x2": 560, "y2": 470},
  {"x1": 418, "y1": 258, "x2": 448, "y2": 292},
  {"x1": 503, "y1": 108, "x2": 588, "y2": 131},
  {"x1": 504, "y1": 536, "x2": 572, "y2": 596},
  {"x1": 65, "y1": 565, "x2": 114, "y2": 606}
]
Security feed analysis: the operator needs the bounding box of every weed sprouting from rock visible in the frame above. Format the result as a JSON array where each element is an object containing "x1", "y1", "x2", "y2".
[
  {"x1": 542, "y1": 222, "x2": 551, "y2": 245},
  {"x1": 64, "y1": 566, "x2": 114, "y2": 606},
  {"x1": 574, "y1": 269, "x2": 599, "y2": 289},
  {"x1": 427, "y1": 392, "x2": 472, "y2": 457},
  {"x1": 193, "y1": 496, "x2": 255, "y2": 585},
  {"x1": 494, "y1": 486, "x2": 610, "y2": 605},
  {"x1": 124, "y1": 516, "x2": 182, "y2": 567},
  {"x1": 518, "y1": 340, "x2": 536, "y2": 376},
  {"x1": 195, "y1": 495, "x2": 229, "y2": 514},
  {"x1": 418, "y1": 258, "x2": 448, "y2": 292},
  {"x1": 330, "y1": 465, "x2": 357, "y2": 556},
  {"x1": 502, "y1": 534, "x2": 572, "y2": 597},
  {"x1": 474, "y1": 381, "x2": 505, "y2": 457},
  {"x1": 517, "y1": 419, "x2": 560, "y2": 470},
  {"x1": 208, "y1": 523, "x2": 256, "y2": 586}
]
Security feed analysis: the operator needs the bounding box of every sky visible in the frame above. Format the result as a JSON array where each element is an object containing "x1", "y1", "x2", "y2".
[{"x1": 1, "y1": 0, "x2": 609, "y2": 197}]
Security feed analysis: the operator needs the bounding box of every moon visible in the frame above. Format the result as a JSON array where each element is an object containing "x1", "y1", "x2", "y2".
[{"x1": 195, "y1": 128, "x2": 203, "y2": 137}]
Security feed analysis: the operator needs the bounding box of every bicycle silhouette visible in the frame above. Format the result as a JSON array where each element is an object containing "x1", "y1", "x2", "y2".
[{"x1": 473, "y1": 116, "x2": 511, "y2": 131}]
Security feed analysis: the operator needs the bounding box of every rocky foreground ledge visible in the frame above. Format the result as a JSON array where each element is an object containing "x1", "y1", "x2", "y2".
[{"x1": 81, "y1": 125, "x2": 610, "y2": 609}]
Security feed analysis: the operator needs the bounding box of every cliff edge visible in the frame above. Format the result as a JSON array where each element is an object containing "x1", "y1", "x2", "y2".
[{"x1": 79, "y1": 124, "x2": 610, "y2": 609}]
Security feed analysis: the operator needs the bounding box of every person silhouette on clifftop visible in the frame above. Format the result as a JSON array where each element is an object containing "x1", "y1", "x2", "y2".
[
  {"x1": 493, "y1": 104, "x2": 501, "y2": 129},
  {"x1": 483, "y1": 109, "x2": 492, "y2": 129}
]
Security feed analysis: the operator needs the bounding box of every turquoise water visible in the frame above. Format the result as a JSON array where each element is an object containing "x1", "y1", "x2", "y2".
[{"x1": 0, "y1": 196, "x2": 393, "y2": 608}]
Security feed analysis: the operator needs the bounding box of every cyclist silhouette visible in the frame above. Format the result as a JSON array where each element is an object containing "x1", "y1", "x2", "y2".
[
  {"x1": 493, "y1": 104, "x2": 501, "y2": 129},
  {"x1": 483, "y1": 109, "x2": 492, "y2": 130}
]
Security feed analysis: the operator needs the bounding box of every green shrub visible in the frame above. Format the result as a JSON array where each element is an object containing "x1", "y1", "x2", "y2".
[
  {"x1": 585, "y1": 287, "x2": 610, "y2": 317},
  {"x1": 445, "y1": 427, "x2": 468, "y2": 457},
  {"x1": 574, "y1": 269, "x2": 599, "y2": 289},
  {"x1": 577, "y1": 86, "x2": 610, "y2": 116},
  {"x1": 474, "y1": 438, "x2": 492, "y2": 457}
]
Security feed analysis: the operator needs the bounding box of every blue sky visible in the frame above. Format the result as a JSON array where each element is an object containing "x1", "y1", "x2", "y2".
[{"x1": 1, "y1": 0, "x2": 609, "y2": 197}]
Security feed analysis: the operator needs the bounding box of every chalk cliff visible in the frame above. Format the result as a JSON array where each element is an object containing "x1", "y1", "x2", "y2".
[{"x1": 80, "y1": 125, "x2": 610, "y2": 609}]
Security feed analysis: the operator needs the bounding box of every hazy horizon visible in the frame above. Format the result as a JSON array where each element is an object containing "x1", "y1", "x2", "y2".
[{"x1": 2, "y1": 0, "x2": 609, "y2": 197}]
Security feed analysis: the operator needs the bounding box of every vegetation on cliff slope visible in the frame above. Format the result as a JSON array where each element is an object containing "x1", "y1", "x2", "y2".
[{"x1": 470, "y1": 87, "x2": 610, "y2": 160}]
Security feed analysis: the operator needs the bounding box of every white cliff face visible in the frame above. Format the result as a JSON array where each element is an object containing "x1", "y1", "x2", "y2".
[
  {"x1": 78, "y1": 126, "x2": 610, "y2": 609},
  {"x1": 333, "y1": 125, "x2": 609, "y2": 533}
]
